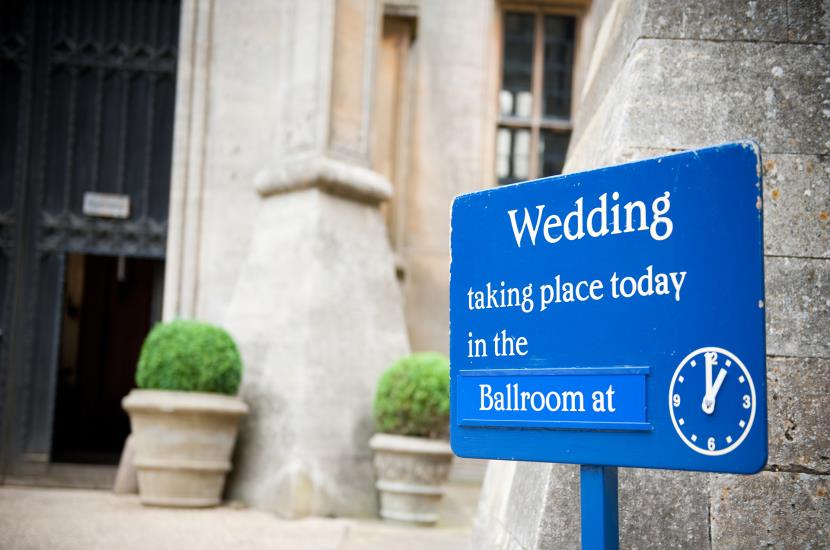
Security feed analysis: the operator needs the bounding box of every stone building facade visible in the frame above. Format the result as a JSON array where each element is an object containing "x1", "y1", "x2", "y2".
[
  {"x1": 161, "y1": 0, "x2": 590, "y2": 516},
  {"x1": 165, "y1": 0, "x2": 829, "y2": 530}
]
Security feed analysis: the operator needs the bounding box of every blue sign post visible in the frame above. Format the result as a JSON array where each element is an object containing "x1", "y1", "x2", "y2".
[{"x1": 449, "y1": 142, "x2": 767, "y2": 549}]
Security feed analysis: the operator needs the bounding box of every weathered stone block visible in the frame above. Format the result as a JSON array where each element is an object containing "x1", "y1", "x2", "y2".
[
  {"x1": 503, "y1": 462, "x2": 554, "y2": 550},
  {"x1": 472, "y1": 461, "x2": 532, "y2": 550},
  {"x1": 571, "y1": 41, "x2": 830, "y2": 172},
  {"x1": 766, "y1": 357, "x2": 830, "y2": 473},
  {"x1": 644, "y1": 0, "x2": 788, "y2": 41},
  {"x1": 564, "y1": 80, "x2": 631, "y2": 172},
  {"x1": 762, "y1": 154, "x2": 830, "y2": 258},
  {"x1": 473, "y1": 462, "x2": 581, "y2": 550},
  {"x1": 618, "y1": 469, "x2": 710, "y2": 550},
  {"x1": 622, "y1": 39, "x2": 829, "y2": 155},
  {"x1": 571, "y1": 0, "x2": 649, "y2": 148},
  {"x1": 534, "y1": 464, "x2": 580, "y2": 550},
  {"x1": 787, "y1": 0, "x2": 830, "y2": 44},
  {"x1": 495, "y1": 465, "x2": 710, "y2": 550},
  {"x1": 709, "y1": 471, "x2": 830, "y2": 548},
  {"x1": 572, "y1": 3, "x2": 829, "y2": 155},
  {"x1": 765, "y1": 256, "x2": 830, "y2": 358}
]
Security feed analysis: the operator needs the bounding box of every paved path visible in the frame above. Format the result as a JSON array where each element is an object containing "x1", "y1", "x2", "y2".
[{"x1": 0, "y1": 484, "x2": 479, "y2": 550}]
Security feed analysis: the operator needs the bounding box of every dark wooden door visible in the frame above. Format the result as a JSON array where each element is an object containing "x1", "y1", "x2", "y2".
[{"x1": 0, "y1": 0, "x2": 180, "y2": 476}]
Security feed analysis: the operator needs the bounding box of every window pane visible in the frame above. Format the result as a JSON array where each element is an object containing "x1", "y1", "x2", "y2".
[
  {"x1": 543, "y1": 15, "x2": 575, "y2": 118},
  {"x1": 496, "y1": 128, "x2": 512, "y2": 180},
  {"x1": 501, "y1": 12, "x2": 534, "y2": 118},
  {"x1": 513, "y1": 130, "x2": 530, "y2": 179},
  {"x1": 497, "y1": 126, "x2": 532, "y2": 185},
  {"x1": 539, "y1": 130, "x2": 570, "y2": 177}
]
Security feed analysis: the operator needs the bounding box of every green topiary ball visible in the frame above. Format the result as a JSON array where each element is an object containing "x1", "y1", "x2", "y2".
[
  {"x1": 374, "y1": 352, "x2": 450, "y2": 439},
  {"x1": 136, "y1": 320, "x2": 242, "y2": 395}
]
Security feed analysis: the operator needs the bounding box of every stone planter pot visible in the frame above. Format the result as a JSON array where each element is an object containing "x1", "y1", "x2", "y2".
[
  {"x1": 369, "y1": 433, "x2": 453, "y2": 525},
  {"x1": 122, "y1": 389, "x2": 248, "y2": 508}
]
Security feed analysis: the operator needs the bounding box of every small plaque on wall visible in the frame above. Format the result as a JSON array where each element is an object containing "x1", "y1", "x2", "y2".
[{"x1": 82, "y1": 192, "x2": 130, "y2": 219}]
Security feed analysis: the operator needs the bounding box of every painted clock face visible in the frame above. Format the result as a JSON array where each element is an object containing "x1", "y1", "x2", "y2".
[{"x1": 668, "y1": 347, "x2": 756, "y2": 456}]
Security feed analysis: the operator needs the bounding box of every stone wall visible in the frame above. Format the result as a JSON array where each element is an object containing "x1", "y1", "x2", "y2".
[
  {"x1": 163, "y1": 0, "x2": 280, "y2": 323},
  {"x1": 474, "y1": 1, "x2": 829, "y2": 548},
  {"x1": 162, "y1": 0, "x2": 505, "y2": 509},
  {"x1": 391, "y1": 0, "x2": 497, "y2": 354}
]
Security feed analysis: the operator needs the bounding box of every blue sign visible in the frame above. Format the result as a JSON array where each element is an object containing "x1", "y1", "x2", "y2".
[{"x1": 449, "y1": 142, "x2": 767, "y2": 474}]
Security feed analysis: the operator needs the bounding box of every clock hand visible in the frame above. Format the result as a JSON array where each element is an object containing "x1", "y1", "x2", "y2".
[
  {"x1": 710, "y1": 368, "x2": 727, "y2": 401},
  {"x1": 704, "y1": 351, "x2": 717, "y2": 395},
  {"x1": 701, "y1": 368, "x2": 727, "y2": 415},
  {"x1": 702, "y1": 352, "x2": 718, "y2": 413}
]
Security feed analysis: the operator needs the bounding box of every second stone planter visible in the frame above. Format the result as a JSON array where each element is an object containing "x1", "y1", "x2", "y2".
[{"x1": 369, "y1": 433, "x2": 454, "y2": 525}]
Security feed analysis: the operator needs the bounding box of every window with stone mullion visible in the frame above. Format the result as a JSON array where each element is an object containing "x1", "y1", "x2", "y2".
[{"x1": 497, "y1": 9, "x2": 575, "y2": 185}]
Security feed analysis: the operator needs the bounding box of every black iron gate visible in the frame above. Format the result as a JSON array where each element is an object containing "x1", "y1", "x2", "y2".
[{"x1": 0, "y1": 0, "x2": 180, "y2": 476}]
